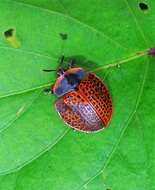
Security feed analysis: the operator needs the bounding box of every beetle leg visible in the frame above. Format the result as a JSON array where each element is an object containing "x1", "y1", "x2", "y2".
[
  {"x1": 42, "y1": 69, "x2": 56, "y2": 72},
  {"x1": 59, "y1": 55, "x2": 65, "y2": 65},
  {"x1": 57, "y1": 68, "x2": 65, "y2": 76},
  {"x1": 68, "y1": 59, "x2": 76, "y2": 68},
  {"x1": 43, "y1": 88, "x2": 53, "y2": 95}
]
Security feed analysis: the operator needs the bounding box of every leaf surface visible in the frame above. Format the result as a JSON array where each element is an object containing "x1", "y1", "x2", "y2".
[{"x1": 0, "y1": 0, "x2": 154, "y2": 189}]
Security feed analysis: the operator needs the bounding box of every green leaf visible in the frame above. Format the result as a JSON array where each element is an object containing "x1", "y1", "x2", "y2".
[{"x1": 0, "y1": 0, "x2": 154, "y2": 189}]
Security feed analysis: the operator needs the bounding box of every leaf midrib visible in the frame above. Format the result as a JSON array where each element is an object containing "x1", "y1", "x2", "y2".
[
  {"x1": 0, "y1": 48, "x2": 148, "y2": 100},
  {"x1": 0, "y1": 0, "x2": 149, "y2": 100}
]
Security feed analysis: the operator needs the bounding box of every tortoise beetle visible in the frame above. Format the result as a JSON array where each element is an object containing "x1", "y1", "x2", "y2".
[{"x1": 50, "y1": 56, "x2": 113, "y2": 133}]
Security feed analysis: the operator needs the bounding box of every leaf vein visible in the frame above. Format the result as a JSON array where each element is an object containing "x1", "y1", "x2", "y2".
[
  {"x1": 0, "y1": 90, "x2": 42, "y2": 134},
  {"x1": 77, "y1": 58, "x2": 149, "y2": 190},
  {"x1": 0, "y1": 128, "x2": 70, "y2": 175},
  {"x1": 13, "y1": 0, "x2": 128, "y2": 50},
  {"x1": 124, "y1": 0, "x2": 149, "y2": 45}
]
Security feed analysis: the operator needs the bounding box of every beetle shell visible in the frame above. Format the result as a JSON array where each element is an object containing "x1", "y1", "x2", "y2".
[{"x1": 53, "y1": 70, "x2": 113, "y2": 133}]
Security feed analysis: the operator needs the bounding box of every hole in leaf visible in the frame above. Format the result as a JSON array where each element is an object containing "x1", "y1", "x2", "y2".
[
  {"x1": 4, "y1": 28, "x2": 14, "y2": 38},
  {"x1": 139, "y1": 2, "x2": 149, "y2": 11},
  {"x1": 59, "y1": 33, "x2": 68, "y2": 40},
  {"x1": 4, "y1": 28, "x2": 20, "y2": 48}
]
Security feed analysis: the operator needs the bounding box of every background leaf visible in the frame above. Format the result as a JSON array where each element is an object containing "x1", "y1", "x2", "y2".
[{"x1": 0, "y1": 0, "x2": 154, "y2": 189}]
